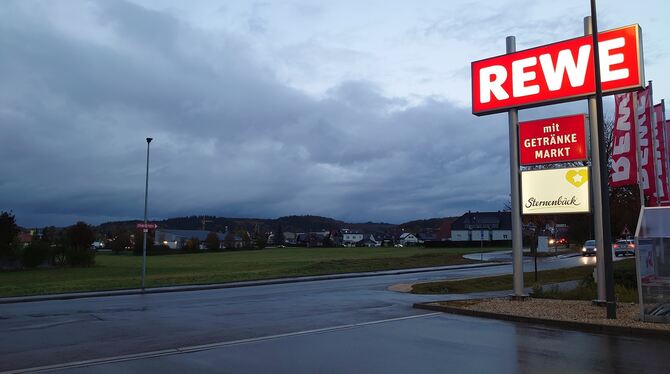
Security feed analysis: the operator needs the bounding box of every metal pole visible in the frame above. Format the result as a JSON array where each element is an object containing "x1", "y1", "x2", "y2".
[
  {"x1": 142, "y1": 137, "x2": 153, "y2": 290},
  {"x1": 507, "y1": 36, "x2": 525, "y2": 299},
  {"x1": 584, "y1": 16, "x2": 606, "y2": 304},
  {"x1": 589, "y1": 1, "x2": 616, "y2": 319}
]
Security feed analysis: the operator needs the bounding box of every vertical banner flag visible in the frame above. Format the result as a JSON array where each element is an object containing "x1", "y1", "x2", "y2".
[
  {"x1": 667, "y1": 119, "x2": 670, "y2": 200},
  {"x1": 610, "y1": 93, "x2": 638, "y2": 187},
  {"x1": 653, "y1": 103, "x2": 669, "y2": 205},
  {"x1": 637, "y1": 87, "x2": 658, "y2": 206}
]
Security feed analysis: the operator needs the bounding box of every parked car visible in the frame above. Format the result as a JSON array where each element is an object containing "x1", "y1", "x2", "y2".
[
  {"x1": 582, "y1": 240, "x2": 597, "y2": 256},
  {"x1": 613, "y1": 239, "x2": 635, "y2": 257}
]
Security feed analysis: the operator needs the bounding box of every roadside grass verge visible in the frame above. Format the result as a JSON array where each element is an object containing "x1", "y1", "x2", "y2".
[
  {"x1": 412, "y1": 259, "x2": 637, "y2": 297},
  {"x1": 0, "y1": 246, "x2": 502, "y2": 297}
]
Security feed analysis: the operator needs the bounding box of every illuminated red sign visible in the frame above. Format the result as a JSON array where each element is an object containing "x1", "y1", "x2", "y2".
[
  {"x1": 519, "y1": 114, "x2": 587, "y2": 165},
  {"x1": 472, "y1": 25, "x2": 644, "y2": 115}
]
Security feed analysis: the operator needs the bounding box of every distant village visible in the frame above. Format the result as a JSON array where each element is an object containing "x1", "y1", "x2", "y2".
[
  {"x1": 150, "y1": 211, "x2": 514, "y2": 250},
  {"x1": 13, "y1": 210, "x2": 582, "y2": 253}
]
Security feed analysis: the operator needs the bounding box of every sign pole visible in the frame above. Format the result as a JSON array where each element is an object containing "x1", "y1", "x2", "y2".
[
  {"x1": 584, "y1": 16, "x2": 606, "y2": 304},
  {"x1": 506, "y1": 36, "x2": 525, "y2": 299},
  {"x1": 142, "y1": 137, "x2": 153, "y2": 291},
  {"x1": 589, "y1": 1, "x2": 616, "y2": 319}
]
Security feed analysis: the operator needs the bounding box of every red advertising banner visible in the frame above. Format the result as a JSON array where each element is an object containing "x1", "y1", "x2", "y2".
[
  {"x1": 472, "y1": 25, "x2": 644, "y2": 115},
  {"x1": 667, "y1": 119, "x2": 670, "y2": 200},
  {"x1": 637, "y1": 87, "x2": 658, "y2": 206},
  {"x1": 653, "y1": 104, "x2": 669, "y2": 204},
  {"x1": 610, "y1": 93, "x2": 638, "y2": 187},
  {"x1": 519, "y1": 114, "x2": 587, "y2": 165}
]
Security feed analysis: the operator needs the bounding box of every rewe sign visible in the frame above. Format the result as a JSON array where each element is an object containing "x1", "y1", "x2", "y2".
[{"x1": 472, "y1": 25, "x2": 643, "y2": 115}]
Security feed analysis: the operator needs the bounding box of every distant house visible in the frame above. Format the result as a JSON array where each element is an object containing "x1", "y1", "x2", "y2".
[
  {"x1": 283, "y1": 232, "x2": 297, "y2": 245},
  {"x1": 372, "y1": 233, "x2": 394, "y2": 247},
  {"x1": 450, "y1": 211, "x2": 511, "y2": 242},
  {"x1": 357, "y1": 237, "x2": 378, "y2": 247},
  {"x1": 341, "y1": 230, "x2": 364, "y2": 246},
  {"x1": 154, "y1": 229, "x2": 229, "y2": 249},
  {"x1": 416, "y1": 232, "x2": 437, "y2": 243},
  {"x1": 17, "y1": 232, "x2": 33, "y2": 248},
  {"x1": 399, "y1": 233, "x2": 419, "y2": 246},
  {"x1": 435, "y1": 219, "x2": 454, "y2": 241},
  {"x1": 295, "y1": 231, "x2": 331, "y2": 247}
]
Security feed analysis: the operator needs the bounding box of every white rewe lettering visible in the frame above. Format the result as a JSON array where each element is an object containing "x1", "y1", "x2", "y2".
[
  {"x1": 479, "y1": 65, "x2": 508, "y2": 103},
  {"x1": 512, "y1": 57, "x2": 539, "y2": 97},
  {"x1": 599, "y1": 37, "x2": 629, "y2": 82},
  {"x1": 611, "y1": 157, "x2": 631, "y2": 182},
  {"x1": 540, "y1": 45, "x2": 591, "y2": 91}
]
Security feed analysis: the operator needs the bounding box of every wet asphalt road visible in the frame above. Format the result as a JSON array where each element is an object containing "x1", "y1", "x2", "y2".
[
  {"x1": 48, "y1": 313, "x2": 670, "y2": 374},
  {"x1": 0, "y1": 254, "x2": 636, "y2": 372}
]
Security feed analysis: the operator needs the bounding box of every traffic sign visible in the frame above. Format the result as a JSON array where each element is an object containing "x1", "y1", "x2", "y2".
[{"x1": 136, "y1": 223, "x2": 158, "y2": 230}]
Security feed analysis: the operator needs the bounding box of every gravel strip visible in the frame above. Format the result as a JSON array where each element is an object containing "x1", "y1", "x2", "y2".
[{"x1": 440, "y1": 298, "x2": 670, "y2": 331}]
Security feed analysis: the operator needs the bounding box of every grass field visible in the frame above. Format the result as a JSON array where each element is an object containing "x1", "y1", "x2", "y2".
[
  {"x1": 0, "y1": 246, "x2": 503, "y2": 297},
  {"x1": 411, "y1": 259, "x2": 637, "y2": 297}
]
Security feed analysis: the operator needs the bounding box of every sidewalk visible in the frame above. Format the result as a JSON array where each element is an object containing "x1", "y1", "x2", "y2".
[{"x1": 463, "y1": 249, "x2": 581, "y2": 262}]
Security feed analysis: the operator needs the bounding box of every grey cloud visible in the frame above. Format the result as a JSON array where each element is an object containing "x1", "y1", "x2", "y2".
[{"x1": 1, "y1": 0, "x2": 513, "y2": 227}]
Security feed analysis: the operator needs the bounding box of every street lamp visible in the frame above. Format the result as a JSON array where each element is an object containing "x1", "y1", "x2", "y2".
[{"x1": 142, "y1": 137, "x2": 153, "y2": 290}]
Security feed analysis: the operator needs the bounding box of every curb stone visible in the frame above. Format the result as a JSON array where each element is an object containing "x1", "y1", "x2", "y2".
[{"x1": 413, "y1": 301, "x2": 670, "y2": 340}]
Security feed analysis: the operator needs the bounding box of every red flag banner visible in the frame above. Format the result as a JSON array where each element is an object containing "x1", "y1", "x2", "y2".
[
  {"x1": 637, "y1": 87, "x2": 658, "y2": 206},
  {"x1": 653, "y1": 104, "x2": 669, "y2": 205},
  {"x1": 610, "y1": 93, "x2": 638, "y2": 187}
]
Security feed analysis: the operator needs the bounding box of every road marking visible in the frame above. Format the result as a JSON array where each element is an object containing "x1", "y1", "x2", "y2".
[{"x1": 4, "y1": 312, "x2": 441, "y2": 373}]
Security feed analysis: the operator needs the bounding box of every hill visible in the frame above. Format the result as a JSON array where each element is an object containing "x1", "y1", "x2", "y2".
[{"x1": 97, "y1": 215, "x2": 448, "y2": 235}]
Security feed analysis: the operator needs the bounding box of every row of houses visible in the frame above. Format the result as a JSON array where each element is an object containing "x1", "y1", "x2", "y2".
[{"x1": 152, "y1": 211, "x2": 515, "y2": 250}]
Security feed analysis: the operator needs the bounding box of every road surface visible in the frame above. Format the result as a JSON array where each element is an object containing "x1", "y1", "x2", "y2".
[{"x1": 0, "y1": 254, "x2": 641, "y2": 372}]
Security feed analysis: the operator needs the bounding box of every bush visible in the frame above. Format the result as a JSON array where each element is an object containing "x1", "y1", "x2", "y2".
[
  {"x1": 614, "y1": 267, "x2": 637, "y2": 289},
  {"x1": 22, "y1": 242, "x2": 51, "y2": 268},
  {"x1": 65, "y1": 246, "x2": 96, "y2": 267}
]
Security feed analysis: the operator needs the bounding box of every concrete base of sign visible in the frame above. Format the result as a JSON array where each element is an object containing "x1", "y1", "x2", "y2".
[{"x1": 508, "y1": 294, "x2": 530, "y2": 301}]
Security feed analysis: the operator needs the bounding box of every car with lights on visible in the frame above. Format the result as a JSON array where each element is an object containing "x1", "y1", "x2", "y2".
[
  {"x1": 548, "y1": 237, "x2": 568, "y2": 247},
  {"x1": 613, "y1": 239, "x2": 635, "y2": 257},
  {"x1": 582, "y1": 240, "x2": 597, "y2": 256}
]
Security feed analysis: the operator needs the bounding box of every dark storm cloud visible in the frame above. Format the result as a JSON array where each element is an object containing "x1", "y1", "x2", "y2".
[{"x1": 0, "y1": 0, "x2": 511, "y2": 227}]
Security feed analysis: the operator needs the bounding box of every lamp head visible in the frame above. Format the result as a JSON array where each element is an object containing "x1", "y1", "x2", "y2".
[{"x1": 146, "y1": 138, "x2": 153, "y2": 143}]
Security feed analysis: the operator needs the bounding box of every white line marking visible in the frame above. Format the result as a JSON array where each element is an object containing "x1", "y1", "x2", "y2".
[{"x1": 4, "y1": 312, "x2": 441, "y2": 374}]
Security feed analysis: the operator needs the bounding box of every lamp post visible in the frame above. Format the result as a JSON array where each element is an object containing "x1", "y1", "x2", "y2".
[{"x1": 142, "y1": 137, "x2": 153, "y2": 291}]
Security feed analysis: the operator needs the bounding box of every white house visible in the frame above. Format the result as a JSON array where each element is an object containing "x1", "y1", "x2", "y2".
[
  {"x1": 342, "y1": 230, "x2": 364, "y2": 246},
  {"x1": 450, "y1": 211, "x2": 511, "y2": 242},
  {"x1": 399, "y1": 233, "x2": 419, "y2": 246}
]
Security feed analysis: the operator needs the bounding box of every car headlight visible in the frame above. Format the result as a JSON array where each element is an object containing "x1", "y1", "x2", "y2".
[{"x1": 582, "y1": 247, "x2": 586, "y2": 251}]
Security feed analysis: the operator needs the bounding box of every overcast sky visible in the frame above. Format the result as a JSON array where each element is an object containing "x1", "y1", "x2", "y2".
[{"x1": 1, "y1": 0, "x2": 669, "y2": 227}]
